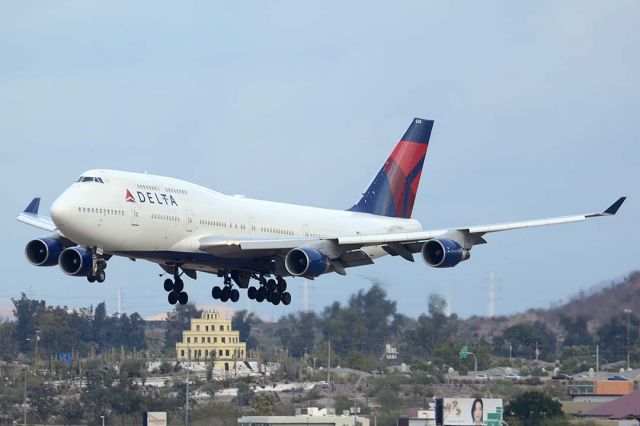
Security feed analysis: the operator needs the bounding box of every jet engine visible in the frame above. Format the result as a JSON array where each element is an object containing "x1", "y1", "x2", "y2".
[
  {"x1": 59, "y1": 246, "x2": 93, "y2": 276},
  {"x1": 285, "y1": 247, "x2": 331, "y2": 278},
  {"x1": 421, "y1": 239, "x2": 470, "y2": 268},
  {"x1": 25, "y1": 238, "x2": 64, "y2": 266}
]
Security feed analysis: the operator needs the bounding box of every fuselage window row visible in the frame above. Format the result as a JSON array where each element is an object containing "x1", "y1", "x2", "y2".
[{"x1": 78, "y1": 207, "x2": 124, "y2": 216}]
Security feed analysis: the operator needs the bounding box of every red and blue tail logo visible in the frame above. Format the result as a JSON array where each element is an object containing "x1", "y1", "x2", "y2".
[{"x1": 349, "y1": 118, "x2": 433, "y2": 218}]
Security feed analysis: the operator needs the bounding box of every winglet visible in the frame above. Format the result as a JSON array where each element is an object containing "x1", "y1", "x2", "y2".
[
  {"x1": 603, "y1": 197, "x2": 626, "y2": 215},
  {"x1": 24, "y1": 197, "x2": 41, "y2": 214}
]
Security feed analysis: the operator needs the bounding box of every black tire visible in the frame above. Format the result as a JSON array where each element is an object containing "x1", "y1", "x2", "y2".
[
  {"x1": 230, "y1": 289, "x2": 240, "y2": 302},
  {"x1": 276, "y1": 278, "x2": 287, "y2": 293},
  {"x1": 220, "y1": 287, "x2": 230, "y2": 302},
  {"x1": 265, "y1": 292, "x2": 273, "y2": 303},
  {"x1": 178, "y1": 292, "x2": 189, "y2": 305},
  {"x1": 164, "y1": 279, "x2": 173, "y2": 292},
  {"x1": 96, "y1": 270, "x2": 106, "y2": 283},
  {"x1": 247, "y1": 287, "x2": 257, "y2": 299},
  {"x1": 256, "y1": 288, "x2": 266, "y2": 302},
  {"x1": 281, "y1": 292, "x2": 292, "y2": 305},
  {"x1": 271, "y1": 295, "x2": 280, "y2": 306},
  {"x1": 173, "y1": 278, "x2": 184, "y2": 292},
  {"x1": 211, "y1": 286, "x2": 222, "y2": 299},
  {"x1": 168, "y1": 291, "x2": 178, "y2": 305},
  {"x1": 87, "y1": 275, "x2": 96, "y2": 283},
  {"x1": 266, "y1": 279, "x2": 276, "y2": 292}
]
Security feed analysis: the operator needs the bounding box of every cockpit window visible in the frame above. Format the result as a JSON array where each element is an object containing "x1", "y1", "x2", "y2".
[{"x1": 76, "y1": 176, "x2": 104, "y2": 183}]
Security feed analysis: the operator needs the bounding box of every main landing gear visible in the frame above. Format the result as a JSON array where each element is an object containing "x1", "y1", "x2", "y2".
[
  {"x1": 211, "y1": 272, "x2": 240, "y2": 303},
  {"x1": 209, "y1": 272, "x2": 291, "y2": 305},
  {"x1": 86, "y1": 252, "x2": 107, "y2": 283},
  {"x1": 247, "y1": 275, "x2": 291, "y2": 306},
  {"x1": 163, "y1": 270, "x2": 189, "y2": 305}
]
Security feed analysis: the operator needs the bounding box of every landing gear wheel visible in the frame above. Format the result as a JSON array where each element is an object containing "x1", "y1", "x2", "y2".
[
  {"x1": 212, "y1": 286, "x2": 222, "y2": 299},
  {"x1": 230, "y1": 289, "x2": 240, "y2": 302},
  {"x1": 256, "y1": 287, "x2": 266, "y2": 303},
  {"x1": 164, "y1": 279, "x2": 173, "y2": 292},
  {"x1": 220, "y1": 287, "x2": 230, "y2": 302},
  {"x1": 173, "y1": 278, "x2": 184, "y2": 292},
  {"x1": 96, "y1": 270, "x2": 106, "y2": 283},
  {"x1": 87, "y1": 275, "x2": 96, "y2": 283},
  {"x1": 248, "y1": 287, "x2": 257, "y2": 300},
  {"x1": 276, "y1": 278, "x2": 287, "y2": 293},
  {"x1": 281, "y1": 292, "x2": 292, "y2": 306},
  {"x1": 266, "y1": 279, "x2": 276, "y2": 292},
  {"x1": 265, "y1": 292, "x2": 273, "y2": 303},
  {"x1": 168, "y1": 291, "x2": 179, "y2": 305},
  {"x1": 271, "y1": 294, "x2": 281, "y2": 306},
  {"x1": 178, "y1": 292, "x2": 189, "y2": 305}
]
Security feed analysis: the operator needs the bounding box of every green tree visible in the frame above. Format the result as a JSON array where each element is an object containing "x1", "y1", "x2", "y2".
[
  {"x1": 560, "y1": 315, "x2": 593, "y2": 347},
  {"x1": 505, "y1": 390, "x2": 563, "y2": 426},
  {"x1": 163, "y1": 303, "x2": 201, "y2": 353},
  {"x1": 495, "y1": 322, "x2": 557, "y2": 361},
  {"x1": 12, "y1": 293, "x2": 46, "y2": 353},
  {"x1": 322, "y1": 284, "x2": 398, "y2": 356},
  {"x1": 232, "y1": 310, "x2": 261, "y2": 350}
]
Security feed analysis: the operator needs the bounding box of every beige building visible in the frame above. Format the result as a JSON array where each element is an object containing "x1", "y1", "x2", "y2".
[{"x1": 176, "y1": 309, "x2": 246, "y2": 369}]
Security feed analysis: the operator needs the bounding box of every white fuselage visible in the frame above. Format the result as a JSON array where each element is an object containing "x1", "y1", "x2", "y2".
[{"x1": 49, "y1": 169, "x2": 422, "y2": 272}]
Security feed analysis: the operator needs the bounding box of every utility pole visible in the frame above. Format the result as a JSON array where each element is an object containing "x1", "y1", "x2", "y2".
[
  {"x1": 327, "y1": 340, "x2": 331, "y2": 387},
  {"x1": 34, "y1": 330, "x2": 40, "y2": 370},
  {"x1": 23, "y1": 366, "x2": 27, "y2": 426},
  {"x1": 186, "y1": 343, "x2": 190, "y2": 426},
  {"x1": 624, "y1": 309, "x2": 632, "y2": 370},
  {"x1": 596, "y1": 344, "x2": 599, "y2": 381}
]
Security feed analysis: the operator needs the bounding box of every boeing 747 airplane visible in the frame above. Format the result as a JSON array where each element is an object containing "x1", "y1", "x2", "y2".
[{"x1": 17, "y1": 119, "x2": 625, "y2": 306}]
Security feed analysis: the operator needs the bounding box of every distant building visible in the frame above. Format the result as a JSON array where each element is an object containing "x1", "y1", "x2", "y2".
[
  {"x1": 176, "y1": 309, "x2": 246, "y2": 370},
  {"x1": 238, "y1": 407, "x2": 369, "y2": 426}
]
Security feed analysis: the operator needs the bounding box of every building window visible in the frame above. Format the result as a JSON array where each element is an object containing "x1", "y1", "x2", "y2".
[
  {"x1": 187, "y1": 337, "x2": 190, "y2": 343},
  {"x1": 219, "y1": 325, "x2": 224, "y2": 331},
  {"x1": 222, "y1": 337, "x2": 225, "y2": 343},
  {"x1": 181, "y1": 350, "x2": 184, "y2": 357},
  {"x1": 214, "y1": 337, "x2": 217, "y2": 343},
  {"x1": 226, "y1": 350, "x2": 230, "y2": 356},
  {"x1": 207, "y1": 337, "x2": 211, "y2": 343},
  {"x1": 219, "y1": 350, "x2": 223, "y2": 357},
  {"x1": 196, "y1": 325, "x2": 200, "y2": 331},
  {"x1": 205, "y1": 325, "x2": 209, "y2": 331}
]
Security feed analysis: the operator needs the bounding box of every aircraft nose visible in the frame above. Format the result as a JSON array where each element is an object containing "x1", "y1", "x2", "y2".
[{"x1": 50, "y1": 198, "x2": 71, "y2": 228}]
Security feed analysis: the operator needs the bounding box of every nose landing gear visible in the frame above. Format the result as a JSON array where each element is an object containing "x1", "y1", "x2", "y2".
[{"x1": 86, "y1": 251, "x2": 107, "y2": 283}]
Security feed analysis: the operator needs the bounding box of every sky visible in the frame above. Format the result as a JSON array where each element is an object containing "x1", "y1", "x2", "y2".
[{"x1": 0, "y1": 1, "x2": 638, "y2": 321}]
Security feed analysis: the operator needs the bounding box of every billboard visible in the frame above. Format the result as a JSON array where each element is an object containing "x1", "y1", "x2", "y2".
[
  {"x1": 442, "y1": 398, "x2": 503, "y2": 426},
  {"x1": 143, "y1": 412, "x2": 167, "y2": 426}
]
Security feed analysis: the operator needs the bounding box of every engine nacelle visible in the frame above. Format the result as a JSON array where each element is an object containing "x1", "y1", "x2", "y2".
[
  {"x1": 285, "y1": 247, "x2": 331, "y2": 278},
  {"x1": 59, "y1": 246, "x2": 93, "y2": 276},
  {"x1": 25, "y1": 238, "x2": 64, "y2": 266},
  {"x1": 421, "y1": 239, "x2": 470, "y2": 268}
]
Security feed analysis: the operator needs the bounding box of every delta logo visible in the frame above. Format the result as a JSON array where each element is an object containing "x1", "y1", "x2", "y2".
[{"x1": 125, "y1": 189, "x2": 179, "y2": 206}]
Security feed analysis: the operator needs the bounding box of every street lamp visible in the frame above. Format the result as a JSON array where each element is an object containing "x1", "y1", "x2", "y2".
[{"x1": 624, "y1": 309, "x2": 632, "y2": 371}]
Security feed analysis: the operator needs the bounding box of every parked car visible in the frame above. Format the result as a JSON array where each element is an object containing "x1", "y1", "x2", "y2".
[
  {"x1": 552, "y1": 373, "x2": 573, "y2": 380},
  {"x1": 475, "y1": 373, "x2": 489, "y2": 380},
  {"x1": 504, "y1": 373, "x2": 520, "y2": 380},
  {"x1": 607, "y1": 374, "x2": 629, "y2": 381}
]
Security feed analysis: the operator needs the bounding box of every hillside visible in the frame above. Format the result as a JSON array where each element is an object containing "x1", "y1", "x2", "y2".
[{"x1": 458, "y1": 270, "x2": 640, "y2": 343}]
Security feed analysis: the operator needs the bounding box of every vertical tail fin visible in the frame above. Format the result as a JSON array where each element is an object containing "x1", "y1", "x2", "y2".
[{"x1": 348, "y1": 118, "x2": 433, "y2": 218}]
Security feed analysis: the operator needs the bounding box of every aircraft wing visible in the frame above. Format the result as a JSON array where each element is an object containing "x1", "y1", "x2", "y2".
[
  {"x1": 16, "y1": 198, "x2": 58, "y2": 232},
  {"x1": 199, "y1": 197, "x2": 626, "y2": 264}
]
